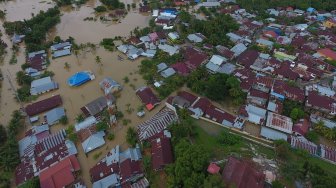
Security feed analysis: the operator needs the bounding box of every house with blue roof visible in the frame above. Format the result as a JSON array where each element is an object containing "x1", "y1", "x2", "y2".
[{"x1": 307, "y1": 7, "x2": 316, "y2": 13}]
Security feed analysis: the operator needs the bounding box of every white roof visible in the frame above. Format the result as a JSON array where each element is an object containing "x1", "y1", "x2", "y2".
[
  {"x1": 261, "y1": 126, "x2": 287, "y2": 140},
  {"x1": 152, "y1": 10, "x2": 159, "y2": 17},
  {"x1": 209, "y1": 55, "x2": 226, "y2": 66},
  {"x1": 75, "y1": 116, "x2": 97, "y2": 131},
  {"x1": 230, "y1": 43, "x2": 247, "y2": 57},
  {"x1": 245, "y1": 104, "x2": 267, "y2": 125},
  {"x1": 82, "y1": 131, "x2": 105, "y2": 153}
]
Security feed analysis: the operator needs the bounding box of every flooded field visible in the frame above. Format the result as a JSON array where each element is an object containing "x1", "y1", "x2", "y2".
[
  {"x1": 1, "y1": 0, "x2": 55, "y2": 22},
  {"x1": 0, "y1": 0, "x2": 153, "y2": 186}
]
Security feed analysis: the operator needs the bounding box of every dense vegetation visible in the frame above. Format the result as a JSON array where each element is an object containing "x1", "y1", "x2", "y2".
[
  {"x1": 237, "y1": 0, "x2": 336, "y2": 12},
  {"x1": 274, "y1": 140, "x2": 336, "y2": 187},
  {"x1": 0, "y1": 111, "x2": 23, "y2": 188},
  {"x1": 139, "y1": 51, "x2": 185, "y2": 98},
  {"x1": 3, "y1": 8, "x2": 61, "y2": 52},
  {"x1": 179, "y1": 11, "x2": 239, "y2": 46},
  {"x1": 282, "y1": 99, "x2": 305, "y2": 122},
  {"x1": 100, "y1": 0, "x2": 125, "y2": 9},
  {"x1": 55, "y1": 0, "x2": 88, "y2": 6},
  {"x1": 313, "y1": 121, "x2": 336, "y2": 142},
  {"x1": 187, "y1": 67, "x2": 246, "y2": 105}
]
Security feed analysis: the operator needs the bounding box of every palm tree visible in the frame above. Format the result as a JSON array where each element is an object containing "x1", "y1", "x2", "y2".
[
  {"x1": 64, "y1": 62, "x2": 70, "y2": 71},
  {"x1": 95, "y1": 56, "x2": 103, "y2": 74},
  {"x1": 74, "y1": 50, "x2": 79, "y2": 64},
  {"x1": 95, "y1": 56, "x2": 101, "y2": 65}
]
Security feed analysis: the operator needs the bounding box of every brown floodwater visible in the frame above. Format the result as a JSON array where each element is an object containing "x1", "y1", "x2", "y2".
[
  {"x1": 54, "y1": 2, "x2": 150, "y2": 43},
  {"x1": 1, "y1": 0, "x2": 56, "y2": 22},
  {"x1": 0, "y1": 0, "x2": 153, "y2": 187}
]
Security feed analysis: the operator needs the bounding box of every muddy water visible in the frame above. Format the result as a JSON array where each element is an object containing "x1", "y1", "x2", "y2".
[
  {"x1": 2, "y1": 0, "x2": 154, "y2": 186},
  {"x1": 54, "y1": 2, "x2": 150, "y2": 43},
  {"x1": 47, "y1": 49, "x2": 165, "y2": 187},
  {"x1": 1, "y1": 0, "x2": 56, "y2": 22}
]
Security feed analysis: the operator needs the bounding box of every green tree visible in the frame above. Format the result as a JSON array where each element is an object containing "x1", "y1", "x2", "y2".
[
  {"x1": 96, "y1": 121, "x2": 109, "y2": 131},
  {"x1": 216, "y1": 130, "x2": 241, "y2": 146},
  {"x1": 16, "y1": 71, "x2": 33, "y2": 85},
  {"x1": 290, "y1": 108, "x2": 305, "y2": 122},
  {"x1": 126, "y1": 127, "x2": 137, "y2": 147},
  {"x1": 76, "y1": 114, "x2": 85, "y2": 123},
  {"x1": 203, "y1": 174, "x2": 225, "y2": 188},
  {"x1": 0, "y1": 125, "x2": 7, "y2": 145},
  {"x1": 18, "y1": 177, "x2": 40, "y2": 188},
  {"x1": 59, "y1": 115, "x2": 68, "y2": 125},
  {"x1": 306, "y1": 131, "x2": 318, "y2": 143},
  {"x1": 167, "y1": 139, "x2": 209, "y2": 187}
]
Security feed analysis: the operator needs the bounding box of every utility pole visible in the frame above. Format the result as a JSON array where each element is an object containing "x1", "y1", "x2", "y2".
[{"x1": 6, "y1": 69, "x2": 30, "y2": 129}]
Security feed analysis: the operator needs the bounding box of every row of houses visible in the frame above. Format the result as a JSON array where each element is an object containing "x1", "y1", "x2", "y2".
[
  {"x1": 15, "y1": 127, "x2": 78, "y2": 187},
  {"x1": 165, "y1": 91, "x2": 244, "y2": 129}
]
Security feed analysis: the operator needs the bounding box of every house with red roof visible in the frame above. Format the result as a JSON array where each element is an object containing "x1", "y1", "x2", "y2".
[
  {"x1": 247, "y1": 89, "x2": 269, "y2": 107},
  {"x1": 151, "y1": 137, "x2": 173, "y2": 171},
  {"x1": 306, "y1": 91, "x2": 336, "y2": 115},
  {"x1": 292, "y1": 119, "x2": 310, "y2": 136},
  {"x1": 25, "y1": 95, "x2": 62, "y2": 116},
  {"x1": 183, "y1": 47, "x2": 208, "y2": 71},
  {"x1": 271, "y1": 80, "x2": 305, "y2": 103},
  {"x1": 317, "y1": 48, "x2": 336, "y2": 61},
  {"x1": 236, "y1": 50, "x2": 259, "y2": 68},
  {"x1": 90, "y1": 145, "x2": 143, "y2": 187},
  {"x1": 222, "y1": 157, "x2": 265, "y2": 188},
  {"x1": 207, "y1": 163, "x2": 220, "y2": 174},
  {"x1": 171, "y1": 62, "x2": 191, "y2": 76},
  {"x1": 135, "y1": 86, "x2": 160, "y2": 111},
  {"x1": 274, "y1": 62, "x2": 300, "y2": 81},
  {"x1": 253, "y1": 76, "x2": 274, "y2": 93},
  {"x1": 39, "y1": 155, "x2": 80, "y2": 188}
]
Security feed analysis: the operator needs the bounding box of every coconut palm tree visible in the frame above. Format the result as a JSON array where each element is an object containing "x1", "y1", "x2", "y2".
[{"x1": 64, "y1": 62, "x2": 70, "y2": 71}]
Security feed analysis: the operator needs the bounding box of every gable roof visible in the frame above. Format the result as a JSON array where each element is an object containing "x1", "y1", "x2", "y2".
[
  {"x1": 45, "y1": 107, "x2": 65, "y2": 125},
  {"x1": 80, "y1": 96, "x2": 108, "y2": 117},
  {"x1": 25, "y1": 95, "x2": 62, "y2": 116},
  {"x1": 222, "y1": 157, "x2": 265, "y2": 188},
  {"x1": 306, "y1": 91, "x2": 336, "y2": 113},
  {"x1": 137, "y1": 108, "x2": 178, "y2": 141},
  {"x1": 39, "y1": 155, "x2": 80, "y2": 188},
  {"x1": 266, "y1": 112, "x2": 293, "y2": 134},
  {"x1": 151, "y1": 137, "x2": 173, "y2": 170},
  {"x1": 237, "y1": 50, "x2": 259, "y2": 68},
  {"x1": 136, "y1": 87, "x2": 160, "y2": 110},
  {"x1": 317, "y1": 48, "x2": 336, "y2": 60}
]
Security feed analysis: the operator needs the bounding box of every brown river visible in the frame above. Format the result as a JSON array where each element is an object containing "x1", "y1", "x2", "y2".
[{"x1": 0, "y1": 0, "x2": 157, "y2": 187}]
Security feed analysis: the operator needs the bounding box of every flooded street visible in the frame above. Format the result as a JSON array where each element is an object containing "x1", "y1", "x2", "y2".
[{"x1": 0, "y1": 0, "x2": 153, "y2": 186}]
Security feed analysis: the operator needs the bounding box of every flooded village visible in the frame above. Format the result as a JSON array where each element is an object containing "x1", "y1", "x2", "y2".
[{"x1": 1, "y1": 0, "x2": 336, "y2": 188}]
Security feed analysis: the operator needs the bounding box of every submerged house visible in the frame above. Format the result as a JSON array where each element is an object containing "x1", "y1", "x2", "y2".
[
  {"x1": 137, "y1": 108, "x2": 178, "y2": 141},
  {"x1": 136, "y1": 86, "x2": 160, "y2": 111},
  {"x1": 27, "y1": 50, "x2": 47, "y2": 71},
  {"x1": 51, "y1": 42, "x2": 72, "y2": 58},
  {"x1": 80, "y1": 96, "x2": 112, "y2": 117},
  {"x1": 99, "y1": 77, "x2": 122, "y2": 94},
  {"x1": 78, "y1": 125, "x2": 105, "y2": 154},
  {"x1": 44, "y1": 107, "x2": 66, "y2": 125},
  {"x1": 39, "y1": 155, "x2": 80, "y2": 188},
  {"x1": 68, "y1": 71, "x2": 95, "y2": 87},
  {"x1": 90, "y1": 145, "x2": 143, "y2": 186},
  {"x1": 25, "y1": 95, "x2": 62, "y2": 116},
  {"x1": 30, "y1": 76, "x2": 58, "y2": 96}
]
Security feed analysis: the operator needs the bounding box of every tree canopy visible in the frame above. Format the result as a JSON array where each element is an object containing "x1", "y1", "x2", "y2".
[{"x1": 237, "y1": 0, "x2": 336, "y2": 12}]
